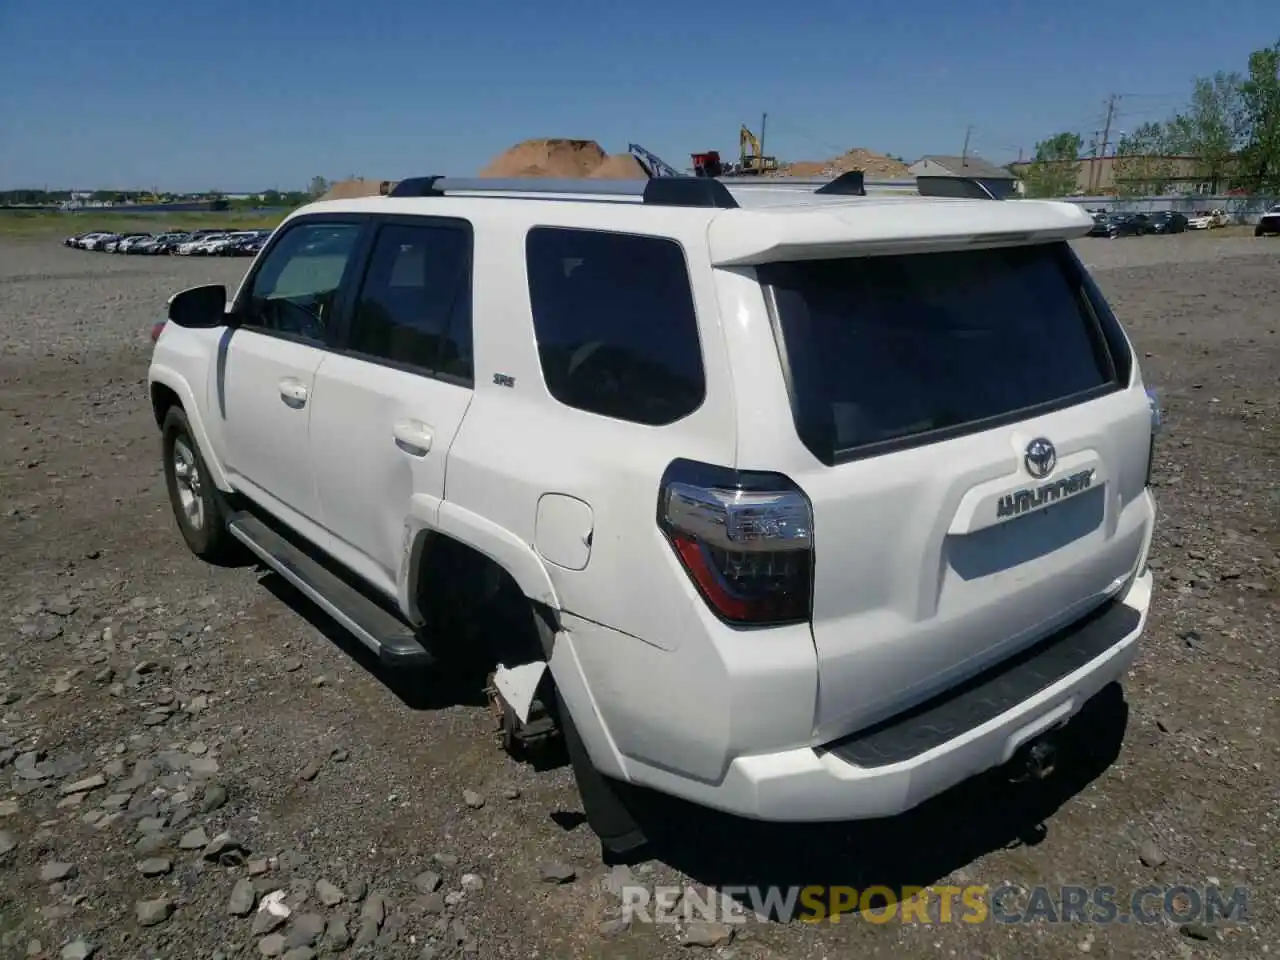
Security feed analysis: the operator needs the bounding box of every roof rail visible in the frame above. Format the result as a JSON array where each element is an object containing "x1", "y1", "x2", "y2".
[
  {"x1": 380, "y1": 171, "x2": 1003, "y2": 208},
  {"x1": 388, "y1": 176, "x2": 445, "y2": 197},
  {"x1": 915, "y1": 176, "x2": 1001, "y2": 200},
  {"x1": 386, "y1": 175, "x2": 739, "y2": 208},
  {"x1": 814, "y1": 171, "x2": 866, "y2": 196}
]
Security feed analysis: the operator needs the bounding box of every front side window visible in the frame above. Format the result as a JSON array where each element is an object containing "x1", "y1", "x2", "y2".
[
  {"x1": 525, "y1": 227, "x2": 705, "y2": 426},
  {"x1": 243, "y1": 222, "x2": 362, "y2": 342}
]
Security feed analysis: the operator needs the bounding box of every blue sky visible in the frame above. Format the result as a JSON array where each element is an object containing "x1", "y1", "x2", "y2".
[{"x1": 0, "y1": 0, "x2": 1274, "y2": 191}]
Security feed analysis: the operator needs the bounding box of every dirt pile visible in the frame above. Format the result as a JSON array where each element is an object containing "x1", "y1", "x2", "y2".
[
  {"x1": 587, "y1": 154, "x2": 648, "y2": 179},
  {"x1": 480, "y1": 139, "x2": 610, "y2": 178},
  {"x1": 779, "y1": 148, "x2": 910, "y2": 179},
  {"x1": 319, "y1": 178, "x2": 395, "y2": 201}
]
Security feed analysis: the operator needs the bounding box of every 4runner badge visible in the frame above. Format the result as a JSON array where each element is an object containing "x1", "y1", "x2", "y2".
[{"x1": 997, "y1": 468, "x2": 1096, "y2": 520}]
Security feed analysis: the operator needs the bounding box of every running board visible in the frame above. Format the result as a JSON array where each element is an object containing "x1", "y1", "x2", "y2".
[{"x1": 227, "y1": 512, "x2": 435, "y2": 668}]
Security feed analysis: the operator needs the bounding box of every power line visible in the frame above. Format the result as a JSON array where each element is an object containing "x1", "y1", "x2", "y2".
[
  {"x1": 1114, "y1": 107, "x2": 1173, "y2": 121},
  {"x1": 759, "y1": 119, "x2": 851, "y2": 160}
]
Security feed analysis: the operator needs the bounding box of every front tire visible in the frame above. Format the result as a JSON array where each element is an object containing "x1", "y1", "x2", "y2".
[{"x1": 161, "y1": 406, "x2": 237, "y2": 562}]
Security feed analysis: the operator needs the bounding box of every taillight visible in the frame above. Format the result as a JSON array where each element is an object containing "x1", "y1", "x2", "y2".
[
  {"x1": 658, "y1": 459, "x2": 813, "y2": 626},
  {"x1": 150, "y1": 321, "x2": 166, "y2": 343}
]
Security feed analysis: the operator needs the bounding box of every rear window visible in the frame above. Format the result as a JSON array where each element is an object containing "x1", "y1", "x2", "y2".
[{"x1": 760, "y1": 241, "x2": 1124, "y2": 465}]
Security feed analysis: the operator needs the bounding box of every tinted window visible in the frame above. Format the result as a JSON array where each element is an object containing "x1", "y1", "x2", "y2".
[
  {"x1": 526, "y1": 227, "x2": 704, "y2": 425},
  {"x1": 244, "y1": 222, "x2": 361, "y2": 342},
  {"x1": 348, "y1": 223, "x2": 472, "y2": 382},
  {"x1": 760, "y1": 242, "x2": 1120, "y2": 464}
]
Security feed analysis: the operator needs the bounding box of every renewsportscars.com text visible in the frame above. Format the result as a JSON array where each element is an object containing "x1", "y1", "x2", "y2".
[{"x1": 620, "y1": 883, "x2": 1250, "y2": 926}]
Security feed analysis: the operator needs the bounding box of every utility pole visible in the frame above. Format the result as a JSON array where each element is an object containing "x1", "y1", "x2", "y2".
[
  {"x1": 1087, "y1": 130, "x2": 1102, "y2": 194},
  {"x1": 1090, "y1": 95, "x2": 1120, "y2": 193},
  {"x1": 759, "y1": 112, "x2": 768, "y2": 164},
  {"x1": 961, "y1": 125, "x2": 973, "y2": 165}
]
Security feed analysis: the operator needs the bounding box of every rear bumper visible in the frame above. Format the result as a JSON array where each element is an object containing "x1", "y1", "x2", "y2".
[{"x1": 617, "y1": 568, "x2": 1151, "y2": 822}]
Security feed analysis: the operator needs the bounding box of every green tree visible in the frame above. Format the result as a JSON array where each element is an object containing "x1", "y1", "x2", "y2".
[
  {"x1": 308, "y1": 176, "x2": 330, "y2": 199},
  {"x1": 1021, "y1": 132, "x2": 1083, "y2": 197},
  {"x1": 1169, "y1": 72, "x2": 1245, "y2": 190},
  {"x1": 1114, "y1": 122, "x2": 1179, "y2": 195},
  {"x1": 1237, "y1": 40, "x2": 1280, "y2": 193}
]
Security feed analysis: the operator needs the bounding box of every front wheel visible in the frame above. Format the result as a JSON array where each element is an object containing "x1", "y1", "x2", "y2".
[{"x1": 161, "y1": 406, "x2": 238, "y2": 563}]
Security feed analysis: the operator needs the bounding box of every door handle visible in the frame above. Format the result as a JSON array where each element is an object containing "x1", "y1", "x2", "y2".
[
  {"x1": 278, "y1": 377, "x2": 308, "y2": 408},
  {"x1": 393, "y1": 420, "x2": 433, "y2": 457}
]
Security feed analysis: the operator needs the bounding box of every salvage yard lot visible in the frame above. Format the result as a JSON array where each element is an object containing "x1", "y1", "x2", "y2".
[{"x1": 0, "y1": 232, "x2": 1276, "y2": 959}]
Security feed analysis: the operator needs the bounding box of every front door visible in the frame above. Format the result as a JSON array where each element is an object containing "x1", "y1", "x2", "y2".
[
  {"x1": 307, "y1": 217, "x2": 475, "y2": 596},
  {"x1": 220, "y1": 219, "x2": 365, "y2": 529}
]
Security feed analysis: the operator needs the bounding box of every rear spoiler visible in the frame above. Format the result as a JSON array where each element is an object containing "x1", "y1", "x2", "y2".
[{"x1": 706, "y1": 199, "x2": 1093, "y2": 266}]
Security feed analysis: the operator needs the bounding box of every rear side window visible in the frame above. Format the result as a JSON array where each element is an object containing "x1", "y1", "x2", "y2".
[
  {"x1": 760, "y1": 241, "x2": 1123, "y2": 465},
  {"x1": 349, "y1": 222, "x2": 473, "y2": 383},
  {"x1": 525, "y1": 227, "x2": 704, "y2": 426}
]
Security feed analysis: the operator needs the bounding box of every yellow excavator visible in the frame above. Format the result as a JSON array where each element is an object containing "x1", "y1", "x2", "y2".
[
  {"x1": 692, "y1": 118, "x2": 780, "y2": 177},
  {"x1": 738, "y1": 124, "x2": 778, "y2": 175}
]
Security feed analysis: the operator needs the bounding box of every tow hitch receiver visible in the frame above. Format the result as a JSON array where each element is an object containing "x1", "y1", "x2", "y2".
[
  {"x1": 1008, "y1": 732, "x2": 1060, "y2": 783},
  {"x1": 485, "y1": 661, "x2": 557, "y2": 756}
]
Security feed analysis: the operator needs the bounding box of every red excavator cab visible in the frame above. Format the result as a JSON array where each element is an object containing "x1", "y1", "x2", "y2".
[{"x1": 691, "y1": 151, "x2": 723, "y2": 178}]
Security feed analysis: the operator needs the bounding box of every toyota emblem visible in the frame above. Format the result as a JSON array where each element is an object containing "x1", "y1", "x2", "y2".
[{"x1": 1024, "y1": 438, "x2": 1057, "y2": 479}]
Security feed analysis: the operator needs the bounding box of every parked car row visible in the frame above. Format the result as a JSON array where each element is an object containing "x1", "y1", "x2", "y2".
[
  {"x1": 1086, "y1": 205, "x2": 1280, "y2": 238},
  {"x1": 62, "y1": 228, "x2": 270, "y2": 257},
  {"x1": 1085, "y1": 210, "x2": 1193, "y2": 238}
]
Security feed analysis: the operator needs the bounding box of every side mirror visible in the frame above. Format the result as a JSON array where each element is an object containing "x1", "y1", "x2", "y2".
[{"x1": 167, "y1": 284, "x2": 227, "y2": 328}]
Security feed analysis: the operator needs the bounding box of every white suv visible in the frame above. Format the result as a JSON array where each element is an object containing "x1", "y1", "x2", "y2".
[{"x1": 148, "y1": 172, "x2": 1159, "y2": 858}]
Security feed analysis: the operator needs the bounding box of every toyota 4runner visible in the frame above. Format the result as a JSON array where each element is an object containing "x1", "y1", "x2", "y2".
[{"x1": 148, "y1": 172, "x2": 1159, "y2": 857}]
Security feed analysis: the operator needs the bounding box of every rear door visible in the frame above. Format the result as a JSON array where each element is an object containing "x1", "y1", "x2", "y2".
[
  {"x1": 758, "y1": 241, "x2": 1155, "y2": 741},
  {"x1": 307, "y1": 216, "x2": 475, "y2": 597}
]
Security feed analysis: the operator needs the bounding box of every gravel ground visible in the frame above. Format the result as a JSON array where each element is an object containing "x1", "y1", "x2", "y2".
[{"x1": 1, "y1": 233, "x2": 1276, "y2": 960}]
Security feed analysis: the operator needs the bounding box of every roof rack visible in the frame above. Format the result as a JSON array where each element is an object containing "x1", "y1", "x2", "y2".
[
  {"x1": 722, "y1": 172, "x2": 1003, "y2": 200},
  {"x1": 815, "y1": 171, "x2": 866, "y2": 195},
  {"x1": 383, "y1": 170, "x2": 1003, "y2": 208},
  {"x1": 915, "y1": 175, "x2": 1001, "y2": 200},
  {"x1": 388, "y1": 175, "x2": 739, "y2": 208}
]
